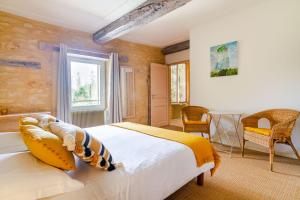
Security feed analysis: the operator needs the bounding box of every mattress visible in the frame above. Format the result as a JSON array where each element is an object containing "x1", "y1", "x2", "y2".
[{"x1": 43, "y1": 125, "x2": 215, "y2": 200}]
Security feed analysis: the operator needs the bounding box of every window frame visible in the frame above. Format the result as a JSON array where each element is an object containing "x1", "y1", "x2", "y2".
[
  {"x1": 169, "y1": 61, "x2": 190, "y2": 105},
  {"x1": 68, "y1": 54, "x2": 106, "y2": 112}
]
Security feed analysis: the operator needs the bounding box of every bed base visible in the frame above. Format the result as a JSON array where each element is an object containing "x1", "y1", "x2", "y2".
[{"x1": 197, "y1": 173, "x2": 204, "y2": 186}]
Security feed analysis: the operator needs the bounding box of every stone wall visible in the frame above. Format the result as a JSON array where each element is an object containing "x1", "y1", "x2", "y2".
[{"x1": 0, "y1": 11, "x2": 165, "y2": 125}]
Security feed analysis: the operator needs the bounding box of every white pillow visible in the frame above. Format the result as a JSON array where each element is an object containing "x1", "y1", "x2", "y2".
[
  {"x1": 0, "y1": 152, "x2": 84, "y2": 200},
  {"x1": 49, "y1": 122, "x2": 80, "y2": 151}
]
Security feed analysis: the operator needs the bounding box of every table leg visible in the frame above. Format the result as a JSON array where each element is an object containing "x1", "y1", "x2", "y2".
[
  {"x1": 221, "y1": 128, "x2": 234, "y2": 158},
  {"x1": 213, "y1": 115, "x2": 223, "y2": 144},
  {"x1": 232, "y1": 114, "x2": 242, "y2": 150},
  {"x1": 217, "y1": 116, "x2": 234, "y2": 157}
]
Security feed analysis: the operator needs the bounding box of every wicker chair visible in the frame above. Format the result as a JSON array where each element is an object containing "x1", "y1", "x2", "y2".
[
  {"x1": 181, "y1": 106, "x2": 212, "y2": 141},
  {"x1": 241, "y1": 109, "x2": 300, "y2": 171}
]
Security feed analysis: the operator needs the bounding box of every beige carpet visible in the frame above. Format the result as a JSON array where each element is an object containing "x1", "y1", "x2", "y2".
[
  {"x1": 166, "y1": 145, "x2": 300, "y2": 200},
  {"x1": 161, "y1": 125, "x2": 300, "y2": 200}
]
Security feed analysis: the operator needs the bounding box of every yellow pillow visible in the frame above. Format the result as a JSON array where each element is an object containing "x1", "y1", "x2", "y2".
[
  {"x1": 19, "y1": 116, "x2": 39, "y2": 126},
  {"x1": 20, "y1": 125, "x2": 76, "y2": 170},
  {"x1": 19, "y1": 114, "x2": 57, "y2": 131}
]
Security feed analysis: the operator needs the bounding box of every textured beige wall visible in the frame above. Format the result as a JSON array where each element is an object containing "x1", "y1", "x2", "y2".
[{"x1": 0, "y1": 11, "x2": 165, "y2": 125}]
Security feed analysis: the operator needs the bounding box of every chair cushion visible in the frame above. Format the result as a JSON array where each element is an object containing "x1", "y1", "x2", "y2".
[
  {"x1": 20, "y1": 125, "x2": 76, "y2": 170},
  {"x1": 184, "y1": 120, "x2": 208, "y2": 125},
  {"x1": 244, "y1": 127, "x2": 272, "y2": 136}
]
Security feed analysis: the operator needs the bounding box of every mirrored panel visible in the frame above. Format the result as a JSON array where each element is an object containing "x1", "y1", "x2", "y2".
[{"x1": 120, "y1": 66, "x2": 135, "y2": 119}]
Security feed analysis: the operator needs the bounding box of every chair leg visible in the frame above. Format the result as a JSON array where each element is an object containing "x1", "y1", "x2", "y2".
[
  {"x1": 242, "y1": 139, "x2": 246, "y2": 157},
  {"x1": 269, "y1": 141, "x2": 275, "y2": 172},
  {"x1": 287, "y1": 138, "x2": 300, "y2": 159}
]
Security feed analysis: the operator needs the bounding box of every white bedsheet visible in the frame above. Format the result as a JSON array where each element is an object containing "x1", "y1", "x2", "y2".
[
  {"x1": 0, "y1": 132, "x2": 27, "y2": 154},
  {"x1": 44, "y1": 125, "x2": 214, "y2": 200}
]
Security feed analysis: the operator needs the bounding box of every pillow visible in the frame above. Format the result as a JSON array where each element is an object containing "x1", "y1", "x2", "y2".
[
  {"x1": 20, "y1": 125, "x2": 76, "y2": 170},
  {"x1": 48, "y1": 122, "x2": 79, "y2": 151},
  {"x1": 49, "y1": 122, "x2": 118, "y2": 171},
  {"x1": 0, "y1": 152, "x2": 83, "y2": 200},
  {"x1": 19, "y1": 116, "x2": 39, "y2": 126},
  {"x1": 31, "y1": 114, "x2": 57, "y2": 130},
  {"x1": 19, "y1": 114, "x2": 57, "y2": 131}
]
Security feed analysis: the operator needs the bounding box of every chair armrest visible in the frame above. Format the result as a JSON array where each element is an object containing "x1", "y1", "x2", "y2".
[
  {"x1": 271, "y1": 119, "x2": 297, "y2": 138},
  {"x1": 241, "y1": 115, "x2": 259, "y2": 128}
]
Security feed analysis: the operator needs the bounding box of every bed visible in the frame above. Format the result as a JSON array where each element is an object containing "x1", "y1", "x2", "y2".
[
  {"x1": 41, "y1": 124, "x2": 215, "y2": 200},
  {"x1": 0, "y1": 119, "x2": 217, "y2": 200}
]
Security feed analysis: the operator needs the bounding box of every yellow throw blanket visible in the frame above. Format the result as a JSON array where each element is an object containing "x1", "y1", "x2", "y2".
[{"x1": 112, "y1": 122, "x2": 220, "y2": 175}]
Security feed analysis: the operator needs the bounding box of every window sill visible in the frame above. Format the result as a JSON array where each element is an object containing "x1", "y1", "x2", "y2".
[
  {"x1": 71, "y1": 105, "x2": 105, "y2": 112},
  {"x1": 171, "y1": 103, "x2": 188, "y2": 106}
]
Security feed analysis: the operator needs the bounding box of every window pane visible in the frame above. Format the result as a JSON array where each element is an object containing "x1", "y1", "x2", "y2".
[
  {"x1": 170, "y1": 65, "x2": 177, "y2": 103},
  {"x1": 71, "y1": 61, "x2": 100, "y2": 107},
  {"x1": 178, "y1": 63, "x2": 186, "y2": 102}
]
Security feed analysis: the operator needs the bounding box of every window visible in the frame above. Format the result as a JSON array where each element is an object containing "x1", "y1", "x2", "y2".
[
  {"x1": 170, "y1": 61, "x2": 189, "y2": 104},
  {"x1": 68, "y1": 54, "x2": 106, "y2": 111}
]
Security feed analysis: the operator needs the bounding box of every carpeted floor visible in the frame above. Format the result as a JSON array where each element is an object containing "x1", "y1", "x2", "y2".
[{"x1": 162, "y1": 126, "x2": 300, "y2": 200}]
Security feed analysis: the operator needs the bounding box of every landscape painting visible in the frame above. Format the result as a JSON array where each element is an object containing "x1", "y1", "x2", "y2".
[{"x1": 210, "y1": 41, "x2": 238, "y2": 77}]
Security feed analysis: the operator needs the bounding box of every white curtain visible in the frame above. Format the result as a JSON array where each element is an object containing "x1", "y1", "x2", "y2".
[
  {"x1": 57, "y1": 44, "x2": 72, "y2": 123},
  {"x1": 105, "y1": 53, "x2": 123, "y2": 124}
]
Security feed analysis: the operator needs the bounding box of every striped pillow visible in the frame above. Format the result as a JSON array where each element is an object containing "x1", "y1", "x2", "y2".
[
  {"x1": 49, "y1": 122, "x2": 117, "y2": 171},
  {"x1": 75, "y1": 129, "x2": 116, "y2": 171}
]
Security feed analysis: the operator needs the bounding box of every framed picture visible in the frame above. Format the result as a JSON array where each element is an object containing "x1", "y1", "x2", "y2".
[{"x1": 210, "y1": 41, "x2": 238, "y2": 77}]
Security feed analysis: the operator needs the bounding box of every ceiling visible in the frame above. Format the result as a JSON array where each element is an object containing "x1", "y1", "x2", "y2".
[
  {"x1": 120, "y1": 0, "x2": 264, "y2": 47},
  {"x1": 0, "y1": 0, "x2": 147, "y2": 32},
  {"x1": 0, "y1": 0, "x2": 264, "y2": 47}
]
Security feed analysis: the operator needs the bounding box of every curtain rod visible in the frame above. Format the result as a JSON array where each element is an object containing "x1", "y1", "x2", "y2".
[{"x1": 38, "y1": 41, "x2": 128, "y2": 63}]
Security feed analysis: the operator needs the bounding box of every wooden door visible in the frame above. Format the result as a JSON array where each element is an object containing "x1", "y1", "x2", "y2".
[{"x1": 150, "y1": 63, "x2": 169, "y2": 127}]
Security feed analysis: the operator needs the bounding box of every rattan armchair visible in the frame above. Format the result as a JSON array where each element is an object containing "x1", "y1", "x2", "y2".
[
  {"x1": 241, "y1": 109, "x2": 300, "y2": 171},
  {"x1": 181, "y1": 106, "x2": 212, "y2": 141}
]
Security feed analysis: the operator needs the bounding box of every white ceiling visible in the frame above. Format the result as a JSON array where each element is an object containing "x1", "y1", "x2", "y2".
[
  {"x1": 0, "y1": 0, "x2": 264, "y2": 47},
  {"x1": 121, "y1": 0, "x2": 264, "y2": 47},
  {"x1": 0, "y1": 0, "x2": 147, "y2": 32}
]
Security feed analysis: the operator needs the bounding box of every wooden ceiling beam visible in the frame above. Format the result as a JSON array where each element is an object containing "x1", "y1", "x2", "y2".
[
  {"x1": 161, "y1": 40, "x2": 189, "y2": 55},
  {"x1": 93, "y1": 0, "x2": 191, "y2": 43}
]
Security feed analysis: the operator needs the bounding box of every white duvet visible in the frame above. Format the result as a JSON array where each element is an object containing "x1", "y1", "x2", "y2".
[{"x1": 44, "y1": 125, "x2": 214, "y2": 200}]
